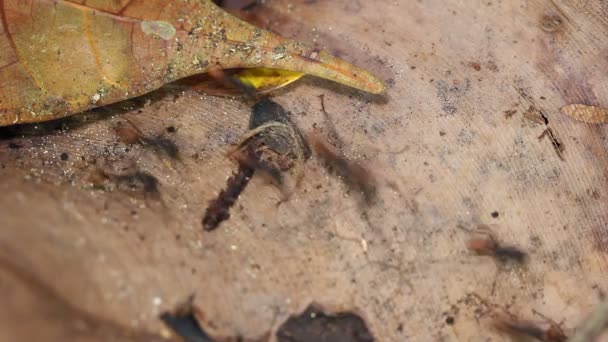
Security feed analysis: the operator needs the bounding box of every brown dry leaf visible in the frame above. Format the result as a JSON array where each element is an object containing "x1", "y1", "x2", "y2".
[
  {"x1": 560, "y1": 104, "x2": 608, "y2": 124},
  {"x1": 0, "y1": 0, "x2": 384, "y2": 126}
]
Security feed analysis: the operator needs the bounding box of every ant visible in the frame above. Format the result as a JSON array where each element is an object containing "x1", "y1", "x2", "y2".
[
  {"x1": 466, "y1": 228, "x2": 527, "y2": 264},
  {"x1": 87, "y1": 161, "x2": 161, "y2": 201},
  {"x1": 114, "y1": 119, "x2": 179, "y2": 159},
  {"x1": 493, "y1": 310, "x2": 567, "y2": 342},
  {"x1": 309, "y1": 133, "x2": 377, "y2": 204}
]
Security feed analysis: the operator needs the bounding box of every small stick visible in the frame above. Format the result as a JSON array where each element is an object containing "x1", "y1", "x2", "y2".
[{"x1": 538, "y1": 127, "x2": 564, "y2": 161}]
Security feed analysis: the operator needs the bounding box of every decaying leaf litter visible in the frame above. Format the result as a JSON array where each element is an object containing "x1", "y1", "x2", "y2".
[
  {"x1": 1, "y1": 0, "x2": 608, "y2": 342},
  {"x1": 1, "y1": 0, "x2": 385, "y2": 339},
  {"x1": 0, "y1": 0, "x2": 384, "y2": 126}
]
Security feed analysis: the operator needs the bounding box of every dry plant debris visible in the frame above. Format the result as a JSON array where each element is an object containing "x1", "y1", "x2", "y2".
[
  {"x1": 202, "y1": 98, "x2": 308, "y2": 231},
  {"x1": 561, "y1": 104, "x2": 608, "y2": 124}
]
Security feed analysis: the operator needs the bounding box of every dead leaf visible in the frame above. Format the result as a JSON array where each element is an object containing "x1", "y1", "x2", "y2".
[
  {"x1": 560, "y1": 104, "x2": 608, "y2": 124},
  {"x1": 0, "y1": 1, "x2": 385, "y2": 126}
]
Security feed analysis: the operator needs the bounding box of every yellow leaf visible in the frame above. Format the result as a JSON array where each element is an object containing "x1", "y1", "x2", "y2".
[{"x1": 234, "y1": 68, "x2": 304, "y2": 93}]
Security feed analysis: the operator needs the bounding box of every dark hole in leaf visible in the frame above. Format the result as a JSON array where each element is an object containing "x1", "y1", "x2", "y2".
[{"x1": 276, "y1": 305, "x2": 374, "y2": 342}]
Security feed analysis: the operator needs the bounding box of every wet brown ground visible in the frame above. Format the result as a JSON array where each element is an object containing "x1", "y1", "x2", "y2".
[{"x1": 2, "y1": 0, "x2": 608, "y2": 341}]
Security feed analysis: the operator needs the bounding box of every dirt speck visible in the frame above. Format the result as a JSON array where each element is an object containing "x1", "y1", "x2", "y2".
[
  {"x1": 468, "y1": 62, "x2": 481, "y2": 71},
  {"x1": 540, "y1": 12, "x2": 564, "y2": 33},
  {"x1": 503, "y1": 109, "x2": 517, "y2": 119},
  {"x1": 486, "y1": 60, "x2": 499, "y2": 72}
]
